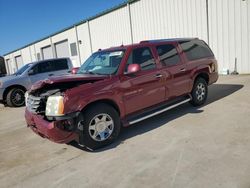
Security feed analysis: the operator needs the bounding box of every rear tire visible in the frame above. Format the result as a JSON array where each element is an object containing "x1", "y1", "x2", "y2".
[
  {"x1": 6, "y1": 88, "x2": 26, "y2": 107},
  {"x1": 78, "y1": 103, "x2": 121, "y2": 150},
  {"x1": 190, "y1": 78, "x2": 208, "y2": 107}
]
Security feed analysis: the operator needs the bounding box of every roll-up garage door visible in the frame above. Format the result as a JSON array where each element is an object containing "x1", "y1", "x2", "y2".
[
  {"x1": 55, "y1": 40, "x2": 70, "y2": 58},
  {"x1": 15, "y1": 55, "x2": 23, "y2": 69},
  {"x1": 42, "y1": 45, "x2": 53, "y2": 60}
]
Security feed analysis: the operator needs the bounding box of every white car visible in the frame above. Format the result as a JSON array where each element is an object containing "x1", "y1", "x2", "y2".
[{"x1": 0, "y1": 58, "x2": 73, "y2": 107}]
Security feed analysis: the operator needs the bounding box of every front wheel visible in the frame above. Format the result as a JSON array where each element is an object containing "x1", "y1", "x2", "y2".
[
  {"x1": 6, "y1": 88, "x2": 26, "y2": 107},
  {"x1": 78, "y1": 103, "x2": 121, "y2": 150},
  {"x1": 190, "y1": 78, "x2": 208, "y2": 106}
]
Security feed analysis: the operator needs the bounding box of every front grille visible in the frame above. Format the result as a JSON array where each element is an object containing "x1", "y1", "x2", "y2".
[{"x1": 27, "y1": 95, "x2": 44, "y2": 114}]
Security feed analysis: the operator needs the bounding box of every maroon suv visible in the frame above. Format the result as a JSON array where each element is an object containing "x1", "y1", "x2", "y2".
[{"x1": 25, "y1": 38, "x2": 218, "y2": 150}]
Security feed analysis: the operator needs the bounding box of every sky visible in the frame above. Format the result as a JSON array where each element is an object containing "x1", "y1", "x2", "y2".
[{"x1": 0, "y1": 0, "x2": 126, "y2": 56}]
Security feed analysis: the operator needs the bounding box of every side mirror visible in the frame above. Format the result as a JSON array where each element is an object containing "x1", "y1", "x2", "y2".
[
  {"x1": 127, "y1": 64, "x2": 141, "y2": 74},
  {"x1": 28, "y1": 69, "x2": 35, "y2": 75}
]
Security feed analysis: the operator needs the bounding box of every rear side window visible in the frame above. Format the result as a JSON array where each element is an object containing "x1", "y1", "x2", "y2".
[
  {"x1": 32, "y1": 59, "x2": 69, "y2": 74},
  {"x1": 156, "y1": 44, "x2": 181, "y2": 66},
  {"x1": 37, "y1": 61, "x2": 53, "y2": 73},
  {"x1": 51, "y1": 59, "x2": 69, "y2": 71},
  {"x1": 180, "y1": 40, "x2": 214, "y2": 61},
  {"x1": 127, "y1": 47, "x2": 156, "y2": 71}
]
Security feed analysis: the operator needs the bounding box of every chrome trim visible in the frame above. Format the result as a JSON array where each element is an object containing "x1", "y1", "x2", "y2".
[
  {"x1": 26, "y1": 95, "x2": 42, "y2": 114},
  {"x1": 129, "y1": 98, "x2": 191, "y2": 125}
]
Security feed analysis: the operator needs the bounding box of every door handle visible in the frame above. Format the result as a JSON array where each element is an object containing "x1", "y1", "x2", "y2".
[
  {"x1": 155, "y1": 74, "x2": 163, "y2": 78},
  {"x1": 180, "y1": 68, "x2": 186, "y2": 72},
  {"x1": 48, "y1": 74, "x2": 54, "y2": 76}
]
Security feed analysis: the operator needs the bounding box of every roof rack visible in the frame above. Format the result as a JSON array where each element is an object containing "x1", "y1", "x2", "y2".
[{"x1": 139, "y1": 38, "x2": 198, "y2": 44}]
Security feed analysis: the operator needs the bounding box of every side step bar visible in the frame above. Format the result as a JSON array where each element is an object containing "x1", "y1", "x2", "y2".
[{"x1": 128, "y1": 97, "x2": 191, "y2": 125}]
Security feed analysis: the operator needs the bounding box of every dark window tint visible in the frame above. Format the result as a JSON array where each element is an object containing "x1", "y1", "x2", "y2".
[
  {"x1": 51, "y1": 59, "x2": 69, "y2": 71},
  {"x1": 38, "y1": 61, "x2": 53, "y2": 73},
  {"x1": 156, "y1": 44, "x2": 181, "y2": 66},
  {"x1": 127, "y1": 47, "x2": 156, "y2": 71},
  {"x1": 32, "y1": 59, "x2": 68, "y2": 74},
  {"x1": 70, "y1": 43, "x2": 78, "y2": 56},
  {"x1": 180, "y1": 40, "x2": 214, "y2": 61}
]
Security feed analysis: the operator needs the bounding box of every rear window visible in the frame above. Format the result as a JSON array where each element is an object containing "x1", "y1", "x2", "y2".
[
  {"x1": 32, "y1": 59, "x2": 69, "y2": 74},
  {"x1": 180, "y1": 40, "x2": 214, "y2": 61}
]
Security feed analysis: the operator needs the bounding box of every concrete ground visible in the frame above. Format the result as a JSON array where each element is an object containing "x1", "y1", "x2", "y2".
[{"x1": 0, "y1": 75, "x2": 250, "y2": 188}]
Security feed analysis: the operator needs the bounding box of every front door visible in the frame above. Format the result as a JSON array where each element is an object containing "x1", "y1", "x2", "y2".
[{"x1": 121, "y1": 47, "x2": 166, "y2": 115}]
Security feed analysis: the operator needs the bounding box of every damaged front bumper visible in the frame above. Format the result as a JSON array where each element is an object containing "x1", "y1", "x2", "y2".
[{"x1": 25, "y1": 108, "x2": 79, "y2": 144}]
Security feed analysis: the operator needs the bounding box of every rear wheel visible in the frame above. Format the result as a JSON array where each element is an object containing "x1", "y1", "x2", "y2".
[
  {"x1": 190, "y1": 78, "x2": 208, "y2": 106},
  {"x1": 78, "y1": 103, "x2": 121, "y2": 150},
  {"x1": 6, "y1": 88, "x2": 26, "y2": 107}
]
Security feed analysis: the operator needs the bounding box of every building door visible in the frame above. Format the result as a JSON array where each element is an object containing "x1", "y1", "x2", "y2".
[
  {"x1": 42, "y1": 45, "x2": 53, "y2": 60},
  {"x1": 15, "y1": 55, "x2": 23, "y2": 69},
  {"x1": 55, "y1": 40, "x2": 70, "y2": 58}
]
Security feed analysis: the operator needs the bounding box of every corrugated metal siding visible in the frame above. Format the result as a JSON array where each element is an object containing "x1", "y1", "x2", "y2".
[
  {"x1": 89, "y1": 6, "x2": 132, "y2": 51},
  {"x1": 130, "y1": 0, "x2": 208, "y2": 43},
  {"x1": 208, "y1": 0, "x2": 250, "y2": 74},
  {"x1": 3, "y1": 0, "x2": 250, "y2": 74}
]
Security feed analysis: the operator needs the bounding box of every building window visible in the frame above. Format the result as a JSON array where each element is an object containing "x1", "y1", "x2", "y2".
[{"x1": 70, "y1": 43, "x2": 78, "y2": 56}]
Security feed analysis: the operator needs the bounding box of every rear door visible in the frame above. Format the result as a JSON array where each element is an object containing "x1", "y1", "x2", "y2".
[
  {"x1": 179, "y1": 40, "x2": 215, "y2": 90},
  {"x1": 155, "y1": 42, "x2": 190, "y2": 98},
  {"x1": 121, "y1": 46, "x2": 166, "y2": 114}
]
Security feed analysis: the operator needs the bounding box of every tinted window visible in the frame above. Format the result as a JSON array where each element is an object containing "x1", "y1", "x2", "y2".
[
  {"x1": 126, "y1": 47, "x2": 156, "y2": 71},
  {"x1": 38, "y1": 61, "x2": 53, "y2": 73},
  {"x1": 51, "y1": 59, "x2": 69, "y2": 71},
  {"x1": 31, "y1": 59, "x2": 68, "y2": 74},
  {"x1": 156, "y1": 44, "x2": 181, "y2": 66},
  {"x1": 180, "y1": 40, "x2": 214, "y2": 61}
]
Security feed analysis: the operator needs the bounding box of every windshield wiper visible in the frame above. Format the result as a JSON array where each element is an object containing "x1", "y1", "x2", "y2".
[{"x1": 84, "y1": 71, "x2": 103, "y2": 75}]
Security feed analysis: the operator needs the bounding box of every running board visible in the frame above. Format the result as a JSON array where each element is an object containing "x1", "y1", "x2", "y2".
[{"x1": 128, "y1": 97, "x2": 191, "y2": 125}]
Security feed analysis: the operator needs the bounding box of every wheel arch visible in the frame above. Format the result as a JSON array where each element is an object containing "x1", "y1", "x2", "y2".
[
  {"x1": 3, "y1": 85, "x2": 27, "y2": 101},
  {"x1": 195, "y1": 72, "x2": 209, "y2": 85},
  {"x1": 80, "y1": 99, "x2": 121, "y2": 116}
]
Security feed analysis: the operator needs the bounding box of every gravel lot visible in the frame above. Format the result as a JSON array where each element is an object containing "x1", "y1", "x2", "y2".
[{"x1": 0, "y1": 75, "x2": 250, "y2": 188}]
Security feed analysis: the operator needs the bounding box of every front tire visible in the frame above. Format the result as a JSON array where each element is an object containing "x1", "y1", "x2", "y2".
[
  {"x1": 190, "y1": 78, "x2": 208, "y2": 106},
  {"x1": 6, "y1": 88, "x2": 26, "y2": 107},
  {"x1": 78, "y1": 103, "x2": 121, "y2": 150}
]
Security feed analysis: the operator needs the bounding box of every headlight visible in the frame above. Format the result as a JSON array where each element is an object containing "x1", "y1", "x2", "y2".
[
  {"x1": 45, "y1": 96, "x2": 64, "y2": 116},
  {"x1": 0, "y1": 81, "x2": 3, "y2": 88}
]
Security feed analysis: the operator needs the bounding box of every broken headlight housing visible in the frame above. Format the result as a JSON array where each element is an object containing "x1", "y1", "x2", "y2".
[{"x1": 45, "y1": 96, "x2": 64, "y2": 116}]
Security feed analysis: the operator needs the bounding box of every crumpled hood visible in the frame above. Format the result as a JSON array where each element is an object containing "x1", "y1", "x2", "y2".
[{"x1": 30, "y1": 74, "x2": 109, "y2": 91}]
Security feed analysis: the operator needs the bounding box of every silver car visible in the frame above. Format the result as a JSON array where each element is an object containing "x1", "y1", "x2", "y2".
[{"x1": 0, "y1": 58, "x2": 73, "y2": 107}]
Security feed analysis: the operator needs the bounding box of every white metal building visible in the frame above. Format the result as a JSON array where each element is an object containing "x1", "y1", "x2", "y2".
[{"x1": 3, "y1": 0, "x2": 250, "y2": 74}]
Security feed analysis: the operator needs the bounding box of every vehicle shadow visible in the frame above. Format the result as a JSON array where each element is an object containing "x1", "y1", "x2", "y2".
[{"x1": 71, "y1": 84, "x2": 244, "y2": 152}]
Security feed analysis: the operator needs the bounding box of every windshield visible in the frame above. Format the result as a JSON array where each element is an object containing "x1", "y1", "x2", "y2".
[
  {"x1": 78, "y1": 50, "x2": 125, "y2": 75},
  {"x1": 14, "y1": 63, "x2": 33, "y2": 75}
]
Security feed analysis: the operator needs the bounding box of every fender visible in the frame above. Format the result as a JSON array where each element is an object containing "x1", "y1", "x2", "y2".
[
  {"x1": 63, "y1": 84, "x2": 126, "y2": 118},
  {"x1": 190, "y1": 64, "x2": 211, "y2": 85}
]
